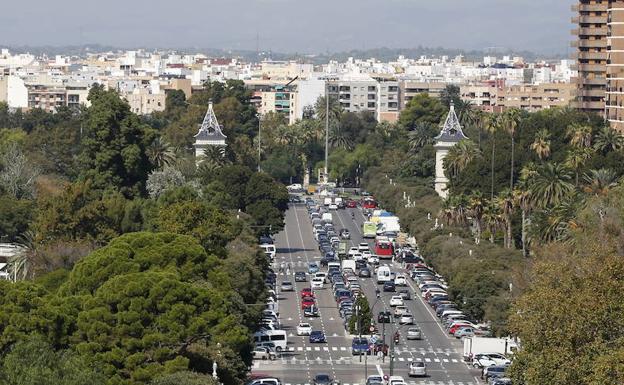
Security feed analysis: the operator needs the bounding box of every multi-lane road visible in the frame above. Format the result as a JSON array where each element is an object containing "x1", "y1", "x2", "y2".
[{"x1": 252, "y1": 200, "x2": 481, "y2": 385}]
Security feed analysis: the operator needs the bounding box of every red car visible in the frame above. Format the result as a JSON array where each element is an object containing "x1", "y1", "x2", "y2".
[
  {"x1": 346, "y1": 200, "x2": 358, "y2": 208},
  {"x1": 448, "y1": 323, "x2": 472, "y2": 335},
  {"x1": 301, "y1": 297, "x2": 316, "y2": 309},
  {"x1": 301, "y1": 288, "x2": 314, "y2": 299}
]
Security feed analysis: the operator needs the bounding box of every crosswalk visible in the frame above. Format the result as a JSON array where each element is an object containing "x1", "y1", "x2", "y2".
[
  {"x1": 255, "y1": 356, "x2": 464, "y2": 366},
  {"x1": 282, "y1": 382, "x2": 475, "y2": 385},
  {"x1": 288, "y1": 346, "x2": 459, "y2": 355}
]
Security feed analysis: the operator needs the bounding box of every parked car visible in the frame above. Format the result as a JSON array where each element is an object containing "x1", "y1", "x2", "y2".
[
  {"x1": 483, "y1": 365, "x2": 508, "y2": 382},
  {"x1": 454, "y1": 326, "x2": 475, "y2": 338},
  {"x1": 406, "y1": 327, "x2": 422, "y2": 340},
  {"x1": 297, "y1": 322, "x2": 312, "y2": 336},
  {"x1": 310, "y1": 331, "x2": 327, "y2": 343},
  {"x1": 473, "y1": 353, "x2": 511, "y2": 368},
  {"x1": 252, "y1": 347, "x2": 277, "y2": 360},
  {"x1": 491, "y1": 378, "x2": 512, "y2": 385},
  {"x1": 408, "y1": 359, "x2": 427, "y2": 377}
]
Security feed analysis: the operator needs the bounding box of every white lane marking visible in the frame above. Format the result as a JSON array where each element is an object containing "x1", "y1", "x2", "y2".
[
  {"x1": 297, "y1": 347, "x2": 303, "y2": 351},
  {"x1": 434, "y1": 358, "x2": 440, "y2": 362},
  {"x1": 332, "y1": 347, "x2": 338, "y2": 351},
  {"x1": 425, "y1": 358, "x2": 431, "y2": 362},
  {"x1": 306, "y1": 347, "x2": 312, "y2": 351},
  {"x1": 314, "y1": 346, "x2": 320, "y2": 351},
  {"x1": 398, "y1": 357, "x2": 405, "y2": 361},
  {"x1": 443, "y1": 358, "x2": 449, "y2": 363},
  {"x1": 376, "y1": 364, "x2": 384, "y2": 377},
  {"x1": 323, "y1": 347, "x2": 329, "y2": 351}
]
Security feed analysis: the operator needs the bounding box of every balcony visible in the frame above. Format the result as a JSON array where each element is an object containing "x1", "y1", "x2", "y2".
[
  {"x1": 571, "y1": 4, "x2": 608, "y2": 12},
  {"x1": 579, "y1": 89, "x2": 606, "y2": 97},
  {"x1": 572, "y1": 15, "x2": 608, "y2": 24},
  {"x1": 572, "y1": 51, "x2": 608, "y2": 60},
  {"x1": 572, "y1": 100, "x2": 605, "y2": 110},
  {"x1": 573, "y1": 27, "x2": 608, "y2": 36},
  {"x1": 571, "y1": 39, "x2": 608, "y2": 48},
  {"x1": 578, "y1": 63, "x2": 607, "y2": 72},
  {"x1": 580, "y1": 77, "x2": 607, "y2": 85}
]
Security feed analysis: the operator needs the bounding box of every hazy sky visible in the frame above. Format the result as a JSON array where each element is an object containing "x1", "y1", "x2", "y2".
[{"x1": 2, "y1": 0, "x2": 574, "y2": 54}]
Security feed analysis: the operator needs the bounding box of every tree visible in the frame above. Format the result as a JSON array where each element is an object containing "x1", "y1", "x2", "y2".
[
  {"x1": 146, "y1": 167, "x2": 186, "y2": 199},
  {"x1": 513, "y1": 187, "x2": 532, "y2": 257},
  {"x1": 444, "y1": 140, "x2": 480, "y2": 179},
  {"x1": 566, "y1": 123, "x2": 592, "y2": 148},
  {"x1": 80, "y1": 88, "x2": 155, "y2": 198},
  {"x1": 146, "y1": 137, "x2": 176, "y2": 169},
  {"x1": 398, "y1": 93, "x2": 446, "y2": 130},
  {"x1": 407, "y1": 123, "x2": 436, "y2": 152},
  {"x1": 440, "y1": 84, "x2": 461, "y2": 107},
  {"x1": 0, "y1": 143, "x2": 40, "y2": 199},
  {"x1": 314, "y1": 95, "x2": 342, "y2": 123},
  {"x1": 503, "y1": 109, "x2": 521, "y2": 189},
  {"x1": 329, "y1": 124, "x2": 354, "y2": 150},
  {"x1": 0, "y1": 195, "x2": 34, "y2": 242},
  {"x1": 486, "y1": 114, "x2": 502, "y2": 199},
  {"x1": 0, "y1": 336, "x2": 106, "y2": 385},
  {"x1": 530, "y1": 129, "x2": 551, "y2": 161},
  {"x1": 468, "y1": 191, "x2": 486, "y2": 244},
  {"x1": 564, "y1": 147, "x2": 593, "y2": 186},
  {"x1": 348, "y1": 295, "x2": 373, "y2": 334},
  {"x1": 594, "y1": 125, "x2": 624, "y2": 153},
  {"x1": 528, "y1": 162, "x2": 575, "y2": 209},
  {"x1": 495, "y1": 189, "x2": 514, "y2": 249},
  {"x1": 582, "y1": 168, "x2": 618, "y2": 196}
]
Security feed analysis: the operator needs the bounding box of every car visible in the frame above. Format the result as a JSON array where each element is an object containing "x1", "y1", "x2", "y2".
[
  {"x1": 302, "y1": 297, "x2": 316, "y2": 309},
  {"x1": 361, "y1": 250, "x2": 372, "y2": 259},
  {"x1": 398, "y1": 289, "x2": 411, "y2": 300},
  {"x1": 295, "y1": 271, "x2": 307, "y2": 282},
  {"x1": 247, "y1": 377, "x2": 282, "y2": 385},
  {"x1": 280, "y1": 281, "x2": 294, "y2": 292},
  {"x1": 348, "y1": 247, "x2": 359, "y2": 257},
  {"x1": 406, "y1": 327, "x2": 422, "y2": 340},
  {"x1": 311, "y1": 277, "x2": 324, "y2": 289},
  {"x1": 359, "y1": 268, "x2": 372, "y2": 278},
  {"x1": 297, "y1": 322, "x2": 312, "y2": 335},
  {"x1": 301, "y1": 288, "x2": 315, "y2": 298},
  {"x1": 313, "y1": 374, "x2": 333, "y2": 385},
  {"x1": 287, "y1": 183, "x2": 303, "y2": 191},
  {"x1": 328, "y1": 203, "x2": 338, "y2": 210},
  {"x1": 351, "y1": 337, "x2": 370, "y2": 355},
  {"x1": 408, "y1": 359, "x2": 427, "y2": 377},
  {"x1": 366, "y1": 375, "x2": 384, "y2": 385},
  {"x1": 394, "y1": 306, "x2": 408, "y2": 317},
  {"x1": 378, "y1": 311, "x2": 392, "y2": 323},
  {"x1": 483, "y1": 365, "x2": 508, "y2": 382},
  {"x1": 473, "y1": 353, "x2": 511, "y2": 368},
  {"x1": 389, "y1": 296, "x2": 404, "y2": 307},
  {"x1": 358, "y1": 243, "x2": 370, "y2": 252},
  {"x1": 346, "y1": 200, "x2": 358, "y2": 208},
  {"x1": 252, "y1": 346, "x2": 277, "y2": 360},
  {"x1": 399, "y1": 314, "x2": 414, "y2": 325},
  {"x1": 352, "y1": 252, "x2": 363, "y2": 261},
  {"x1": 368, "y1": 255, "x2": 379, "y2": 265},
  {"x1": 449, "y1": 322, "x2": 477, "y2": 335},
  {"x1": 454, "y1": 326, "x2": 475, "y2": 338},
  {"x1": 388, "y1": 375, "x2": 407, "y2": 385},
  {"x1": 304, "y1": 305, "x2": 320, "y2": 317},
  {"x1": 340, "y1": 229, "x2": 351, "y2": 239},
  {"x1": 394, "y1": 275, "x2": 408, "y2": 286},
  {"x1": 308, "y1": 263, "x2": 320, "y2": 274},
  {"x1": 490, "y1": 378, "x2": 512, "y2": 385},
  {"x1": 383, "y1": 281, "x2": 396, "y2": 292},
  {"x1": 309, "y1": 330, "x2": 326, "y2": 343}
]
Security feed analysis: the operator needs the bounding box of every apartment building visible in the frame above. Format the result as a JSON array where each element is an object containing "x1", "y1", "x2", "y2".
[
  {"x1": 496, "y1": 83, "x2": 575, "y2": 111},
  {"x1": 399, "y1": 81, "x2": 446, "y2": 109},
  {"x1": 571, "y1": 0, "x2": 609, "y2": 115},
  {"x1": 327, "y1": 74, "x2": 400, "y2": 122},
  {"x1": 606, "y1": 0, "x2": 624, "y2": 130}
]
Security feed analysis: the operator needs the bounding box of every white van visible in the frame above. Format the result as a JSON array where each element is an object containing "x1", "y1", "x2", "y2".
[
  {"x1": 376, "y1": 265, "x2": 392, "y2": 284},
  {"x1": 324, "y1": 197, "x2": 332, "y2": 206},
  {"x1": 253, "y1": 330, "x2": 288, "y2": 352},
  {"x1": 260, "y1": 244, "x2": 276, "y2": 260},
  {"x1": 322, "y1": 213, "x2": 333, "y2": 224}
]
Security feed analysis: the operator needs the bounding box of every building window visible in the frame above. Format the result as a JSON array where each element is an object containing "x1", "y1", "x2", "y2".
[
  {"x1": 368, "y1": 94, "x2": 376, "y2": 100},
  {"x1": 368, "y1": 102, "x2": 376, "y2": 108},
  {"x1": 368, "y1": 86, "x2": 376, "y2": 92}
]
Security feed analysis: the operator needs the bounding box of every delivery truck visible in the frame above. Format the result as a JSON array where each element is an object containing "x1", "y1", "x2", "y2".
[{"x1": 462, "y1": 336, "x2": 519, "y2": 361}]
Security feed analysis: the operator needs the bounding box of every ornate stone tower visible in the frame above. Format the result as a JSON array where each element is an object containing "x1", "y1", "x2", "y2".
[
  {"x1": 433, "y1": 103, "x2": 468, "y2": 198},
  {"x1": 194, "y1": 101, "x2": 227, "y2": 165}
]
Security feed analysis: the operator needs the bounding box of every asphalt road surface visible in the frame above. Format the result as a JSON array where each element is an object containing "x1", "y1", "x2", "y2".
[{"x1": 252, "y1": 200, "x2": 482, "y2": 385}]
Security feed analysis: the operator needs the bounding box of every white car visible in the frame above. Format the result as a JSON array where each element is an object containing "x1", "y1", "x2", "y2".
[
  {"x1": 329, "y1": 203, "x2": 338, "y2": 210},
  {"x1": 287, "y1": 183, "x2": 302, "y2": 191},
  {"x1": 408, "y1": 360, "x2": 427, "y2": 377},
  {"x1": 389, "y1": 296, "x2": 404, "y2": 307},
  {"x1": 253, "y1": 347, "x2": 277, "y2": 360},
  {"x1": 358, "y1": 243, "x2": 370, "y2": 252},
  {"x1": 368, "y1": 255, "x2": 379, "y2": 265},
  {"x1": 348, "y1": 247, "x2": 360, "y2": 257},
  {"x1": 473, "y1": 353, "x2": 511, "y2": 368},
  {"x1": 388, "y1": 375, "x2": 407, "y2": 385},
  {"x1": 352, "y1": 253, "x2": 363, "y2": 261},
  {"x1": 297, "y1": 322, "x2": 312, "y2": 336},
  {"x1": 361, "y1": 250, "x2": 372, "y2": 259},
  {"x1": 394, "y1": 274, "x2": 407, "y2": 286},
  {"x1": 394, "y1": 305, "x2": 408, "y2": 317},
  {"x1": 311, "y1": 277, "x2": 324, "y2": 289},
  {"x1": 399, "y1": 314, "x2": 414, "y2": 325},
  {"x1": 315, "y1": 272, "x2": 328, "y2": 283}
]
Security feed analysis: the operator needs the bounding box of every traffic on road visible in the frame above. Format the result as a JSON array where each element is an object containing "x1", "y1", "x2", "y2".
[{"x1": 251, "y1": 189, "x2": 512, "y2": 385}]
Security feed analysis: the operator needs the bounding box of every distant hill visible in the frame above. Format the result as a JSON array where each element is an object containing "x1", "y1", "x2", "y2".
[{"x1": 1, "y1": 44, "x2": 565, "y2": 63}]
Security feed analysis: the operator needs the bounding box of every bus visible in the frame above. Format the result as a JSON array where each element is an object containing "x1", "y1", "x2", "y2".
[
  {"x1": 253, "y1": 329, "x2": 288, "y2": 352},
  {"x1": 375, "y1": 239, "x2": 394, "y2": 259},
  {"x1": 362, "y1": 222, "x2": 378, "y2": 238}
]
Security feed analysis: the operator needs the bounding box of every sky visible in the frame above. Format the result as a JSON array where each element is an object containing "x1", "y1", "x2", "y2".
[{"x1": 2, "y1": 0, "x2": 574, "y2": 54}]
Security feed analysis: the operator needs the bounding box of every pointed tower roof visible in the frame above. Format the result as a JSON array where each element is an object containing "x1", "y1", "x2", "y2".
[
  {"x1": 435, "y1": 102, "x2": 468, "y2": 143},
  {"x1": 194, "y1": 101, "x2": 227, "y2": 142}
]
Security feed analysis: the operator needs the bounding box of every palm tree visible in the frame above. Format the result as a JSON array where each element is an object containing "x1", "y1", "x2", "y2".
[
  {"x1": 566, "y1": 124, "x2": 593, "y2": 148},
  {"x1": 495, "y1": 189, "x2": 514, "y2": 249},
  {"x1": 451, "y1": 194, "x2": 470, "y2": 226},
  {"x1": 530, "y1": 129, "x2": 551, "y2": 160},
  {"x1": 564, "y1": 147, "x2": 594, "y2": 186},
  {"x1": 594, "y1": 126, "x2": 624, "y2": 153},
  {"x1": 329, "y1": 125, "x2": 354, "y2": 150},
  {"x1": 582, "y1": 168, "x2": 618, "y2": 196},
  {"x1": 147, "y1": 137, "x2": 176, "y2": 169},
  {"x1": 444, "y1": 140, "x2": 480, "y2": 178},
  {"x1": 503, "y1": 109, "x2": 521, "y2": 189},
  {"x1": 314, "y1": 95, "x2": 342, "y2": 123},
  {"x1": 486, "y1": 114, "x2": 502, "y2": 199},
  {"x1": 468, "y1": 191, "x2": 486, "y2": 243},
  {"x1": 407, "y1": 123, "x2": 435, "y2": 152},
  {"x1": 519, "y1": 162, "x2": 539, "y2": 182},
  {"x1": 513, "y1": 187, "x2": 532, "y2": 257},
  {"x1": 201, "y1": 146, "x2": 229, "y2": 168},
  {"x1": 482, "y1": 200, "x2": 501, "y2": 243},
  {"x1": 528, "y1": 162, "x2": 575, "y2": 209}
]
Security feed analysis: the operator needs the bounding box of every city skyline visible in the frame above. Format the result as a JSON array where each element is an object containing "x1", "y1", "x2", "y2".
[{"x1": 2, "y1": 0, "x2": 574, "y2": 54}]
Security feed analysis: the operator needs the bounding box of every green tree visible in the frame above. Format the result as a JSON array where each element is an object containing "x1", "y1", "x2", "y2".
[
  {"x1": 444, "y1": 140, "x2": 480, "y2": 179},
  {"x1": 440, "y1": 84, "x2": 461, "y2": 107},
  {"x1": 566, "y1": 123, "x2": 592, "y2": 148},
  {"x1": 314, "y1": 95, "x2": 342, "y2": 123},
  {"x1": 594, "y1": 125, "x2": 624, "y2": 154},
  {"x1": 146, "y1": 137, "x2": 176, "y2": 169},
  {"x1": 528, "y1": 162, "x2": 575, "y2": 209},
  {"x1": 398, "y1": 93, "x2": 446, "y2": 130},
  {"x1": 348, "y1": 295, "x2": 373, "y2": 334},
  {"x1": 503, "y1": 109, "x2": 521, "y2": 189},
  {"x1": 80, "y1": 87, "x2": 155, "y2": 197},
  {"x1": 530, "y1": 129, "x2": 551, "y2": 161}
]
